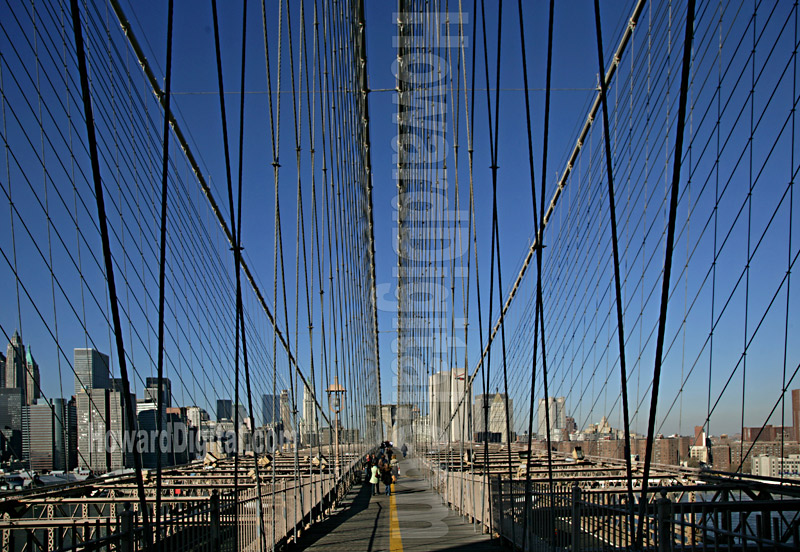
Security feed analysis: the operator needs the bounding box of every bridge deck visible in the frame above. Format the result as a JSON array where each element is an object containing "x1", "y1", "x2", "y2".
[{"x1": 294, "y1": 459, "x2": 499, "y2": 552}]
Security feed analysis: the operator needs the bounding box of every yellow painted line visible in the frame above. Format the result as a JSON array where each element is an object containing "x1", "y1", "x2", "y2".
[{"x1": 389, "y1": 483, "x2": 403, "y2": 551}]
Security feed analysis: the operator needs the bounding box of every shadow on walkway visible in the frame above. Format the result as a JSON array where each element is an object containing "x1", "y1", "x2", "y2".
[{"x1": 292, "y1": 481, "x2": 383, "y2": 551}]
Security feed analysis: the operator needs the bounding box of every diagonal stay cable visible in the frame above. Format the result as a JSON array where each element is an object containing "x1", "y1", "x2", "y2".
[
  {"x1": 69, "y1": 0, "x2": 153, "y2": 547},
  {"x1": 593, "y1": 0, "x2": 636, "y2": 543},
  {"x1": 635, "y1": 0, "x2": 695, "y2": 547}
]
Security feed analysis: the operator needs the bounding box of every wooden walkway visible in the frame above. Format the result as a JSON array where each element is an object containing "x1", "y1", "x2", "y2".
[{"x1": 293, "y1": 459, "x2": 500, "y2": 552}]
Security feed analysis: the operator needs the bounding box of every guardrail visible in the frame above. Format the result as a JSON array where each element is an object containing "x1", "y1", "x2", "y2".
[
  {"x1": 493, "y1": 478, "x2": 800, "y2": 551},
  {"x1": 0, "y1": 451, "x2": 372, "y2": 551},
  {"x1": 422, "y1": 457, "x2": 800, "y2": 551}
]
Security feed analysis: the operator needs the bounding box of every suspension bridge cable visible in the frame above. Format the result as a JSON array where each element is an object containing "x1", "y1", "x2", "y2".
[
  {"x1": 636, "y1": 0, "x2": 695, "y2": 545},
  {"x1": 154, "y1": 0, "x2": 173, "y2": 541},
  {"x1": 593, "y1": 0, "x2": 636, "y2": 540},
  {"x1": 209, "y1": 0, "x2": 243, "y2": 543},
  {"x1": 536, "y1": 0, "x2": 556, "y2": 501},
  {"x1": 108, "y1": 1, "x2": 332, "y2": 425},
  {"x1": 440, "y1": 0, "x2": 648, "y2": 440},
  {"x1": 69, "y1": 0, "x2": 153, "y2": 546}
]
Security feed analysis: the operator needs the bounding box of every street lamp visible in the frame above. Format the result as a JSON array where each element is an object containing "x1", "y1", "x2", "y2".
[{"x1": 326, "y1": 375, "x2": 346, "y2": 478}]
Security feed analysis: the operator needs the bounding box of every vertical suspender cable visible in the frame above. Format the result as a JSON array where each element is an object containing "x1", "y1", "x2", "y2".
[
  {"x1": 155, "y1": 0, "x2": 174, "y2": 544},
  {"x1": 231, "y1": 2, "x2": 267, "y2": 549},
  {"x1": 536, "y1": 0, "x2": 556, "y2": 500},
  {"x1": 593, "y1": 0, "x2": 636, "y2": 543},
  {"x1": 635, "y1": 0, "x2": 695, "y2": 547},
  {"x1": 210, "y1": 0, "x2": 243, "y2": 545},
  {"x1": 69, "y1": 0, "x2": 153, "y2": 547},
  {"x1": 515, "y1": 0, "x2": 544, "y2": 545}
]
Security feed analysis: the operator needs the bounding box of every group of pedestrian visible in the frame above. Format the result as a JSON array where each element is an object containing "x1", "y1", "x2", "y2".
[{"x1": 364, "y1": 443, "x2": 401, "y2": 496}]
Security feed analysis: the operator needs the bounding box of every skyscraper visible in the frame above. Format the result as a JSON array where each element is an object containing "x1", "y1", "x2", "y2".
[
  {"x1": 23, "y1": 399, "x2": 71, "y2": 472},
  {"x1": 0, "y1": 388, "x2": 24, "y2": 460},
  {"x1": 216, "y1": 399, "x2": 233, "y2": 421},
  {"x1": 24, "y1": 348, "x2": 40, "y2": 406},
  {"x1": 262, "y1": 394, "x2": 279, "y2": 426},
  {"x1": 280, "y1": 390, "x2": 293, "y2": 433},
  {"x1": 793, "y1": 389, "x2": 800, "y2": 442},
  {"x1": 3, "y1": 333, "x2": 40, "y2": 406},
  {"x1": 75, "y1": 349, "x2": 111, "y2": 473},
  {"x1": 5, "y1": 331, "x2": 26, "y2": 398},
  {"x1": 473, "y1": 393, "x2": 514, "y2": 443},
  {"x1": 302, "y1": 383, "x2": 317, "y2": 432},
  {"x1": 74, "y1": 349, "x2": 110, "y2": 397},
  {"x1": 79, "y1": 386, "x2": 135, "y2": 473},
  {"x1": 68, "y1": 397, "x2": 77, "y2": 470},
  {"x1": 537, "y1": 397, "x2": 567, "y2": 440},
  {"x1": 185, "y1": 406, "x2": 209, "y2": 429},
  {"x1": 234, "y1": 403, "x2": 248, "y2": 427},
  {"x1": 144, "y1": 377, "x2": 171, "y2": 410},
  {"x1": 301, "y1": 382, "x2": 318, "y2": 445},
  {"x1": 428, "y1": 370, "x2": 468, "y2": 442},
  {"x1": 107, "y1": 379, "x2": 136, "y2": 471}
]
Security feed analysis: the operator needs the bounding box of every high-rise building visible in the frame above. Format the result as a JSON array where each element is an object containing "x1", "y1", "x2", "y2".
[
  {"x1": 793, "y1": 389, "x2": 800, "y2": 442},
  {"x1": 79, "y1": 386, "x2": 135, "y2": 473},
  {"x1": 185, "y1": 406, "x2": 209, "y2": 429},
  {"x1": 24, "y1": 348, "x2": 40, "y2": 406},
  {"x1": 73, "y1": 349, "x2": 110, "y2": 397},
  {"x1": 303, "y1": 383, "x2": 317, "y2": 428},
  {"x1": 80, "y1": 388, "x2": 107, "y2": 473},
  {"x1": 262, "y1": 394, "x2": 279, "y2": 426},
  {"x1": 234, "y1": 403, "x2": 249, "y2": 427},
  {"x1": 144, "y1": 377, "x2": 171, "y2": 410},
  {"x1": 280, "y1": 390, "x2": 293, "y2": 433},
  {"x1": 75, "y1": 349, "x2": 114, "y2": 473},
  {"x1": 0, "y1": 351, "x2": 5, "y2": 387},
  {"x1": 23, "y1": 399, "x2": 72, "y2": 472},
  {"x1": 68, "y1": 396, "x2": 77, "y2": 470},
  {"x1": 108, "y1": 382, "x2": 135, "y2": 472},
  {"x1": 216, "y1": 399, "x2": 233, "y2": 421},
  {"x1": 0, "y1": 387, "x2": 24, "y2": 460},
  {"x1": 136, "y1": 408, "x2": 160, "y2": 469},
  {"x1": 0, "y1": 387, "x2": 24, "y2": 431},
  {"x1": 301, "y1": 382, "x2": 318, "y2": 445},
  {"x1": 428, "y1": 370, "x2": 468, "y2": 442},
  {"x1": 5, "y1": 331, "x2": 26, "y2": 398},
  {"x1": 537, "y1": 397, "x2": 567, "y2": 440},
  {"x1": 474, "y1": 393, "x2": 514, "y2": 443},
  {"x1": 3, "y1": 333, "x2": 40, "y2": 406}
]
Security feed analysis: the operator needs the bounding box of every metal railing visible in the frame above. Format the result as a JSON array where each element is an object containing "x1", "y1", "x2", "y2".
[
  {"x1": 0, "y1": 453, "x2": 370, "y2": 551},
  {"x1": 422, "y1": 456, "x2": 800, "y2": 551},
  {"x1": 491, "y1": 478, "x2": 800, "y2": 551}
]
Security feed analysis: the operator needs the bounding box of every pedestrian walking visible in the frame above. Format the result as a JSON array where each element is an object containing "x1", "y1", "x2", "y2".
[
  {"x1": 390, "y1": 454, "x2": 399, "y2": 483},
  {"x1": 381, "y1": 463, "x2": 393, "y2": 496},
  {"x1": 370, "y1": 462, "x2": 380, "y2": 495},
  {"x1": 364, "y1": 455, "x2": 372, "y2": 483}
]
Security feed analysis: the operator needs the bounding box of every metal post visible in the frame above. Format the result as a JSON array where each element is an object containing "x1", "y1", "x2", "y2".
[
  {"x1": 335, "y1": 410, "x2": 340, "y2": 479},
  {"x1": 120, "y1": 503, "x2": 134, "y2": 552},
  {"x1": 210, "y1": 491, "x2": 220, "y2": 550},
  {"x1": 657, "y1": 495, "x2": 672, "y2": 552},
  {"x1": 572, "y1": 484, "x2": 581, "y2": 551},
  {"x1": 497, "y1": 475, "x2": 503, "y2": 541}
]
